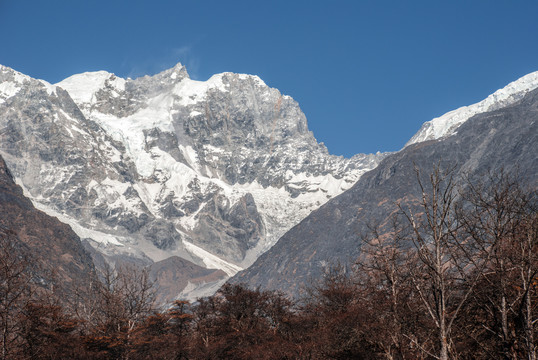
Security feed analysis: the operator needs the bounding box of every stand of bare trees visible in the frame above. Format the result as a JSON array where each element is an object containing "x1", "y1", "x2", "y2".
[
  {"x1": 0, "y1": 166, "x2": 535, "y2": 359},
  {"x1": 0, "y1": 227, "x2": 32, "y2": 360},
  {"x1": 357, "y1": 166, "x2": 537, "y2": 359}
]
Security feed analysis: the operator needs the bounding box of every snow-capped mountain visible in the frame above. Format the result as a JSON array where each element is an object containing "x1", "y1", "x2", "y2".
[
  {"x1": 0, "y1": 63, "x2": 383, "y2": 300},
  {"x1": 233, "y1": 73, "x2": 538, "y2": 297},
  {"x1": 406, "y1": 71, "x2": 538, "y2": 146}
]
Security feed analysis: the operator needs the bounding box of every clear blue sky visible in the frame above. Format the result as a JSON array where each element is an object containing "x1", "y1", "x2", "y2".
[{"x1": 1, "y1": 0, "x2": 537, "y2": 156}]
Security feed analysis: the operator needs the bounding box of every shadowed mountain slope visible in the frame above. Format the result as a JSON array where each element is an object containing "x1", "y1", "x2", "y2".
[
  {"x1": 0, "y1": 155, "x2": 95, "y2": 296},
  {"x1": 232, "y1": 86, "x2": 538, "y2": 297}
]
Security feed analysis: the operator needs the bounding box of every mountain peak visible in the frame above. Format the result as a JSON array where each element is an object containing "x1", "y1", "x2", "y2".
[
  {"x1": 0, "y1": 62, "x2": 384, "y2": 301},
  {"x1": 406, "y1": 70, "x2": 538, "y2": 147},
  {"x1": 149, "y1": 62, "x2": 190, "y2": 83},
  {"x1": 56, "y1": 70, "x2": 125, "y2": 104},
  {"x1": 0, "y1": 65, "x2": 37, "y2": 104}
]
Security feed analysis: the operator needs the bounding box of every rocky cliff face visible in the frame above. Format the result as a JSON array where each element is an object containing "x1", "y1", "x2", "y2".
[
  {"x1": 0, "y1": 63, "x2": 383, "y2": 299},
  {"x1": 231, "y1": 84, "x2": 538, "y2": 297},
  {"x1": 0, "y1": 155, "x2": 95, "y2": 296}
]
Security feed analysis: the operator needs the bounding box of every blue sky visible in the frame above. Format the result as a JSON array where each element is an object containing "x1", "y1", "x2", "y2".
[{"x1": 1, "y1": 0, "x2": 537, "y2": 156}]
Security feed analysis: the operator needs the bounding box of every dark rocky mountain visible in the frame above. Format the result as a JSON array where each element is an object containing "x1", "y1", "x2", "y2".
[
  {"x1": 0, "y1": 155, "x2": 95, "y2": 296},
  {"x1": 232, "y1": 85, "x2": 538, "y2": 297}
]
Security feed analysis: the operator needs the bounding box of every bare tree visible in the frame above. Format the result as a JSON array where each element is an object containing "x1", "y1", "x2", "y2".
[
  {"x1": 0, "y1": 227, "x2": 32, "y2": 360},
  {"x1": 358, "y1": 219, "x2": 429, "y2": 360},
  {"x1": 83, "y1": 263, "x2": 156, "y2": 359},
  {"x1": 457, "y1": 171, "x2": 538, "y2": 359},
  {"x1": 396, "y1": 165, "x2": 492, "y2": 360}
]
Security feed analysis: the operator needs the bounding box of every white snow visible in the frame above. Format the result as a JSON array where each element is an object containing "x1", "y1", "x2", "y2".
[
  {"x1": 87, "y1": 91, "x2": 177, "y2": 177},
  {"x1": 173, "y1": 74, "x2": 228, "y2": 106},
  {"x1": 28, "y1": 196, "x2": 125, "y2": 247},
  {"x1": 38, "y1": 80, "x2": 56, "y2": 95},
  {"x1": 58, "y1": 109, "x2": 77, "y2": 124},
  {"x1": 0, "y1": 81, "x2": 21, "y2": 102},
  {"x1": 183, "y1": 240, "x2": 243, "y2": 276},
  {"x1": 407, "y1": 71, "x2": 538, "y2": 146},
  {"x1": 203, "y1": 144, "x2": 226, "y2": 153},
  {"x1": 64, "y1": 220, "x2": 125, "y2": 247},
  {"x1": 179, "y1": 145, "x2": 200, "y2": 171},
  {"x1": 0, "y1": 66, "x2": 38, "y2": 103},
  {"x1": 234, "y1": 73, "x2": 267, "y2": 87},
  {"x1": 56, "y1": 71, "x2": 125, "y2": 104}
]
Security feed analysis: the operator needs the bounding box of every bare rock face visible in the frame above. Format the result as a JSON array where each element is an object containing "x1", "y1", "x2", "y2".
[
  {"x1": 190, "y1": 193, "x2": 264, "y2": 263},
  {"x1": 0, "y1": 155, "x2": 95, "y2": 297},
  {"x1": 0, "y1": 63, "x2": 384, "y2": 299}
]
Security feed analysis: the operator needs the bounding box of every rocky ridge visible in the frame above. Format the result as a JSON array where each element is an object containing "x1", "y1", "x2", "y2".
[
  {"x1": 0, "y1": 63, "x2": 383, "y2": 300},
  {"x1": 406, "y1": 71, "x2": 538, "y2": 146},
  {"x1": 232, "y1": 79, "x2": 538, "y2": 297}
]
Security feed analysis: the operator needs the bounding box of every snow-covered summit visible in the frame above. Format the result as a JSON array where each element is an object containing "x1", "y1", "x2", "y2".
[
  {"x1": 56, "y1": 70, "x2": 125, "y2": 104},
  {"x1": 406, "y1": 71, "x2": 538, "y2": 147},
  {"x1": 0, "y1": 62, "x2": 385, "y2": 301},
  {"x1": 0, "y1": 65, "x2": 32, "y2": 103},
  {"x1": 0, "y1": 64, "x2": 58, "y2": 102}
]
